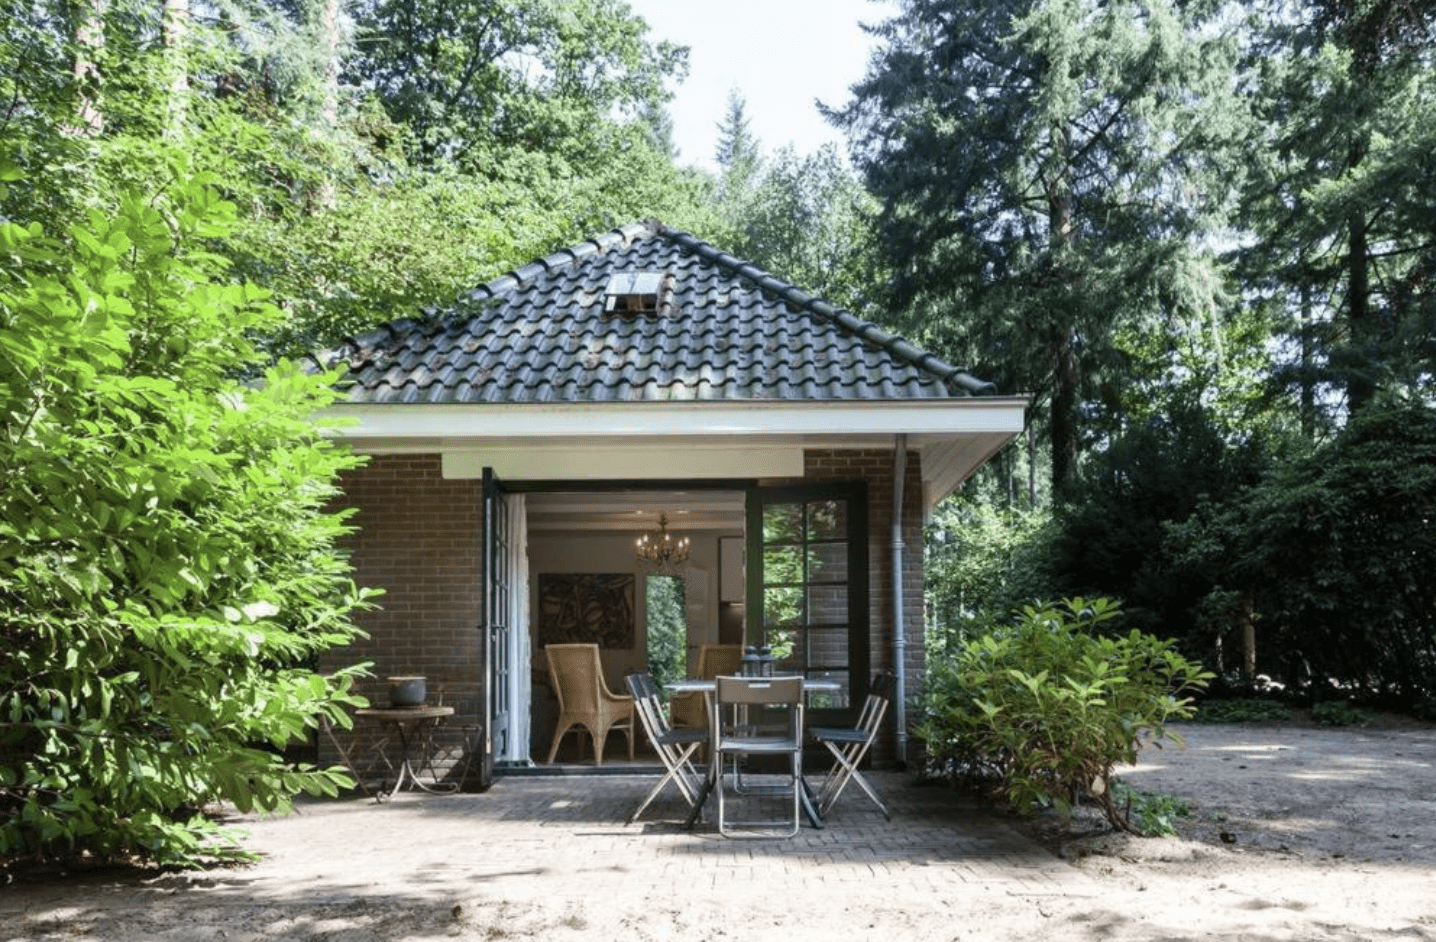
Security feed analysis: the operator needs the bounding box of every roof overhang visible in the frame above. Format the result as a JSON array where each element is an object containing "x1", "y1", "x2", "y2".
[{"x1": 318, "y1": 397, "x2": 1029, "y2": 512}]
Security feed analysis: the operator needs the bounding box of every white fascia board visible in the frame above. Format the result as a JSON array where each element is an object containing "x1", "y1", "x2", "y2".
[
  {"x1": 443, "y1": 444, "x2": 805, "y2": 481},
  {"x1": 320, "y1": 397, "x2": 1029, "y2": 442}
]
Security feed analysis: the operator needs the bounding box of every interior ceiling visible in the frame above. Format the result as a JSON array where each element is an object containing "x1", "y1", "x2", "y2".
[{"x1": 524, "y1": 489, "x2": 746, "y2": 533}]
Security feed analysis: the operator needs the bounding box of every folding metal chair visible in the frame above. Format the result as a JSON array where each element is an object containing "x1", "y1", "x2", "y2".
[
  {"x1": 712, "y1": 675, "x2": 805, "y2": 838},
  {"x1": 624, "y1": 673, "x2": 707, "y2": 824},
  {"x1": 810, "y1": 671, "x2": 895, "y2": 819}
]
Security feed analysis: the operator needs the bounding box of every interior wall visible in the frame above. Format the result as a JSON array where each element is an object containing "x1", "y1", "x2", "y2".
[{"x1": 524, "y1": 527, "x2": 737, "y2": 757}]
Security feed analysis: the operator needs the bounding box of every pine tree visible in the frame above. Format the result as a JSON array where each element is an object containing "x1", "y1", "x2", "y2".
[
  {"x1": 830, "y1": 0, "x2": 1248, "y2": 499},
  {"x1": 713, "y1": 88, "x2": 762, "y2": 215},
  {"x1": 1239, "y1": 0, "x2": 1436, "y2": 422}
]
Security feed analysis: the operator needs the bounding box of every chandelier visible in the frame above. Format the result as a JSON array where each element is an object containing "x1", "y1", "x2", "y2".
[{"x1": 635, "y1": 513, "x2": 690, "y2": 568}]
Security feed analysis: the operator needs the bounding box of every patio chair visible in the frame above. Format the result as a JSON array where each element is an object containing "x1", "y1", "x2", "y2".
[
  {"x1": 624, "y1": 672, "x2": 708, "y2": 823},
  {"x1": 543, "y1": 644, "x2": 634, "y2": 766},
  {"x1": 669, "y1": 644, "x2": 743, "y2": 731},
  {"x1": 712, "y1": 674, "x2": 805, "y2": 838},
  {"x1": 810, "y1": 671, "x2": 895, "y2": 819}
]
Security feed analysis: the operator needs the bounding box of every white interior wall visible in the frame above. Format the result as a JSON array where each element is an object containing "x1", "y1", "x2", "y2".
[{"x1": 524, "y1": 528, "x2": 739, "y2": 755}]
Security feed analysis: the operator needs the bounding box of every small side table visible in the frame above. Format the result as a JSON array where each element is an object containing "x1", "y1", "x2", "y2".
[{"x1": 354, "y1": 705, "x2": 457, "y2": 802}]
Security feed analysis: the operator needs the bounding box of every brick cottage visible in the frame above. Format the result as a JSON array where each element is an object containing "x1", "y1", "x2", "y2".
[{"x1": 312, "y1": 221, "x2": 1026, "y2": 788}]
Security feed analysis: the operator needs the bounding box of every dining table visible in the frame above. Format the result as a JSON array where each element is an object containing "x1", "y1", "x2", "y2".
[
  {"x1": 666, "y1": 676, "x2": 842, "y2": 831},
  {"x1": 353, "y1": 705, "x2": 458, "y2": 802}
]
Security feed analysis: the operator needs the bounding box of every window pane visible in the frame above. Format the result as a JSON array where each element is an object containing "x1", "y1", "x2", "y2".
[
  {"x1": 808, "y1": 584, "x2": 848, "y2": 624},
  {"x1": 806, "y1": 669, "x2": 851, "y2": 710},
  {"x1": 763, "y1": 586, "x2": 804, "y2": 628},
  {"x1": 810, "y1": 542, "x2": 848, "y2": 579},
  {"x1": 762, "y1": 544, "x2": 806, "y2": 584},
  {"x1": 762, "y1": 503, "x2": 804, "y2": 544},
  {"x1": 806, "y1": 624, "x2": 851, "y2": 671},
  {"x1": 807, "y1": 500, "x2": 846, "y2": 540}
]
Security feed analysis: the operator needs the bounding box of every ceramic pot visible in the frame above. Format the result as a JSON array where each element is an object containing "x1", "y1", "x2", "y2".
[{"x1": 388, "y1": 675, "x2": 427, "y2": 707}]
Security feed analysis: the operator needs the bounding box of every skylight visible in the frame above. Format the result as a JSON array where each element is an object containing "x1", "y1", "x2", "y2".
[{"x1": 604, "y1": 272, "x2": 663, "y2": 315}]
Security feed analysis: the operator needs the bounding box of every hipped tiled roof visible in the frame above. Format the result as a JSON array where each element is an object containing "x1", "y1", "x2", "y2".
[{"x1": 320, "y1": 221, "x2": 997, "y2": 405}]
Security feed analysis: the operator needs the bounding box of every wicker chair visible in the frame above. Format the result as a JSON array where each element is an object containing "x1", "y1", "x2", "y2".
[
  {"x1": 543, "y1": 644, "x2": 635, "y2": 766},
  {"x1": 669, "y1": 644, "x2": 744, "y2": 731}
]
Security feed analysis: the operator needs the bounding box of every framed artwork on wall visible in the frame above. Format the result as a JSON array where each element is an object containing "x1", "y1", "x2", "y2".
[{"x1": 537, "y1": 573, "x2": 635, "y2": 648}]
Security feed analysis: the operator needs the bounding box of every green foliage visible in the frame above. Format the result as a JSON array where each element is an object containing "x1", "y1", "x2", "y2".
[
  {"x1": 918, "y1": 599, "x2": 1211, "y2": 834},
  {"x1": 727, "y1": 144, "x2": 882, "y2": 317},
  {"x1": 1051, "y1": 401, "x2": 1276, "y2": 640},
  {"x1": 0, "y1": 163, "x2": 374, "y2": 866},
  {"x1": 1191, "y1": 698, "x2": 1294, "y2": 724},
  {"x1": 1310, "y1": 701, "x2": 1369, "y2": 727},
  {"x1": 1172, "y1": 396, "x2": 1436, "y2": 707},
  {"x1": 643, "y1": 576, "x2": 686, "y2": 703},
  {"x1": 348, "y1": 0, "x2": 687, "y2": 171},
  {"x1": 924, "y1": 495, "x2": 1055, "y2": 658},
  {"x1": 832, "y1": 0, "x2": 1249, "y2": 496},
  {"x1": 1237, "y1": 0, "x2": 1436, "y2": 417},
  {"x1": 1108, "y1": 780, "x2": 1192, "y2": 837}
]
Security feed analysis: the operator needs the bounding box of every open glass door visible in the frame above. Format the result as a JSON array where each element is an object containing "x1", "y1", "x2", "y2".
[
  {"x1": 746, "y1": 483, "x2": 868, "y2": 722},
  {"x1": 481, "y1": 468, "x2": 530, "y2": 784}
]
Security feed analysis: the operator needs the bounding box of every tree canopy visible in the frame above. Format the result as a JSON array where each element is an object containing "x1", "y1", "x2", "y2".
[{"x1": 831, "y1": 0, "x2": 1250, "y2": 497}]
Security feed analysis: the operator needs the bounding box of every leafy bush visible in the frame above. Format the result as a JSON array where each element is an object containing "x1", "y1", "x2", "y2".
[
  {"x1": 1311, "y1": 701, "x2": 1370, "y2": 727},
  {"x1": 1192, "y1": 698, "x2": 1294, "y2": 723},
  {"x1": 0, "y1": 163, "x2": 374, "y2": 866},
  {"x1": 918, "y1": 598, "x2": 1211, "y2": 833},
  {"x1": 1109, "y1": 780, "x2": 1192, "y2": 837},
  {"x1": 1173, "y1": 398, "x2": 1436, "y2": 708}
]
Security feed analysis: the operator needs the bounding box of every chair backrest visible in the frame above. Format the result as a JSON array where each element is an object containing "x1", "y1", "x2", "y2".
[
  {"x1": 855, "y1": 671, "x2": 896, "y2": 736},
  {"x1": 696, "y1": 644, "x2": 743, "y2": 679},
  {"x1": 714, "y1": 675, "x2": 804, "y2": 740},
  {"x1": 545, "y1": 644, "x2": 607, "y2": 714},
  {"x1": 625, "y1": 672, "x2": 669, "y2": 741},
  {"x1": 715, "y1": 675, "x2": 803, "y2": 706}
]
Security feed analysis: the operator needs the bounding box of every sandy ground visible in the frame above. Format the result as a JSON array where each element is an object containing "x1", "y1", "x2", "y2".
[
  {"x1": 2, "y1": 713, "x2": 1434, "y2": 941},
  {"x1": 1007, "y1": 713, "x2": 1436, "y2": 940}
]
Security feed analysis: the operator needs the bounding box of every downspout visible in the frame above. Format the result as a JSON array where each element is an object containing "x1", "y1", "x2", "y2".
[{"x1": 891, "y1": 434, "x2": 909, "y2": 768}]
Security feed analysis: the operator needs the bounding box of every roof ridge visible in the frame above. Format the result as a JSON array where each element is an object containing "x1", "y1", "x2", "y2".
[
  {"x1": 466, "y1": 221, "x2": 657, "y2": 305},
  {"x1": 656, "y1": 224, "x2": 997, "y2": 396}
]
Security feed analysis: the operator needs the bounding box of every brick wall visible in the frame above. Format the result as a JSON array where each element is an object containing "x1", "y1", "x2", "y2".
[
  {"x1": 321, "y1": 454, "x2": 483, "y2": 783},
  {"x1": 326, "y1": 448, "x2": 923, "y2": 778}
]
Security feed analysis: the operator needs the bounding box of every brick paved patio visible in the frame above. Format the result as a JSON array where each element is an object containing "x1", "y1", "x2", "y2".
[{"x1": 224, "y1": 771, "x2": 1093, "y2": 904}]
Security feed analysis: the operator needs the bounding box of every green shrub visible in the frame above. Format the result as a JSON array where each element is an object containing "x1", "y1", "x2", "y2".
[
  {"x1": 1192, "y1": 698, "x2": 1294, "y2": 723},
  {"x1": 1311, "y1": 700, "x2": 1369, "y2": 726},
  {"x1": 1, "y1": 164, "x2": 373, "y2": 867},
  {"x1": 918, "y1": 598, "x2": 1211, "y2": 833},
  {"x1": 1109, "y1": 780, "x2": 1193, "y2": 837}
]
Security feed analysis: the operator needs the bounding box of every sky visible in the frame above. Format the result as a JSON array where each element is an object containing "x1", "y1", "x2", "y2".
[{"x1": 621, "y1": 0, "x2": 897, "y2": 172}]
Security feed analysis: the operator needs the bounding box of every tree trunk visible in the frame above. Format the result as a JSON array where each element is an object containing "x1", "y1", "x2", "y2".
[
  {"x1": 314, "y1": 0, "x2": 343, "y2": 210},
  {"x1": 162, "y1": 0, "x2": 189, "y2": 139},
  {"x1": 1346, "y1": 195, "x2": 1374, "y2": 411},
  {"x1": 1239, "y1": 593, "x2": 1256, "y2": 682},
  {"x1": 1050, "y1": 323, "x2": 1080, "y2": 502},
  {"x1": 1300, "y1": 279, "x2": 1315, "y2": 438},
  {"x1": 1027, "y1": 421, "x2": 1037, "y2": 508},
  {"x1": 71, "y1": 0, "x2": 108, "y2": 136},
  {"x1": 1047, "y1": 153, "x2": 1079, "y2": 502}
]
